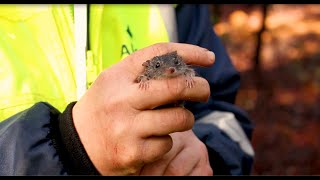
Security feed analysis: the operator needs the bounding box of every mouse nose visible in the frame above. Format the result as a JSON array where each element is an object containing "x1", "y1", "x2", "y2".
[{"x1": 168, "y1": 67, "x2": 175, "y2": 74}]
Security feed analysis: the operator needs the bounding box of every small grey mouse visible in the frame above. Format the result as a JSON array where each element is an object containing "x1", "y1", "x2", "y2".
[{"x1": 136, "y1": 51, "x2": 196, "y2": 90}]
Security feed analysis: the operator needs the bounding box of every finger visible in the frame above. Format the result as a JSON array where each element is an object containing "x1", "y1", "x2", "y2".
[
  {"x1": 130, "y1": 76, "x2": 210, "y2": 110},
  {"x1": 163, "y1": 147, "x2": 200, "y2": 176},
  {"x1": 121, "y1": 42, "x2": 215, "y2": 77},
  {"x1": 187, "y1": 150, "x2": 213, "y2": 176},
  {"x1": 140, "y1": 135, "x2": 185, "y2": 175},
  {"x1": 136, "y1": 107, "x2": 194, "y2": 137},
  {"x1": 187, "y1": 162, "x2": 213, "y2": 176},
  {"x1": 141, "y1": 135, "x2": 173, "y2": 164}
]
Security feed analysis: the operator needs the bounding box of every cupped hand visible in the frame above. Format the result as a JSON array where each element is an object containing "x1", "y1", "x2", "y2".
[
  {"x1": 72, "y1": 43, "x2": 215, "y2": 175},
  {"x1": 139, "y1": 130, "x2": 213, "y2": 176}
]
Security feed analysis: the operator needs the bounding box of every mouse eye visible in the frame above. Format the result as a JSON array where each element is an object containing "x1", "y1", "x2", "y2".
[
  {"x1": 174, "y1": 58, "x2": 180, "y2": 65},
  {"x1": 155, "y1": 61, "x2": 161, "y2": 68}
]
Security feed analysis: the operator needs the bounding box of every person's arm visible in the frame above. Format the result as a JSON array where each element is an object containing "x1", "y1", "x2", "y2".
[
  {"x1": 0, "y1": 102, "x2": 100, "y2": 175},
  {"x1": 0, "y1": 43, "x2": 214, "y2": 175},
  {"x1": 176, "y1": 4, "x2": 255, "y2": 175}
]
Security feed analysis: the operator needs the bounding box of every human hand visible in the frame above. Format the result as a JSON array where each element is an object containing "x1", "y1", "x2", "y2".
[
  {"x1": 72, "y1": 43, "x2": 215, "y2": 175},
  {"x1": 139, "y1": 130, "x2": 213, "y2": 176}
]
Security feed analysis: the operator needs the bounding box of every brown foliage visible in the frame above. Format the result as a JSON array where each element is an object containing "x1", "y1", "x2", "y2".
[{"x1": 210, "y1": 4, "x2": 320, "y2": 175}]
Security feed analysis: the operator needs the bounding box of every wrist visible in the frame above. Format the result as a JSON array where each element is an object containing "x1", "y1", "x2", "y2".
[{"x1": 56, "y1": 101, "x2": 100, "y2": 175}]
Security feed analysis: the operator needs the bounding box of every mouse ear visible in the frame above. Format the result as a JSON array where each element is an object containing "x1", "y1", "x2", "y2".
[
  {"x1": 142, "y1": 60, "x2": 150, "y2": 67},
  {"x1": 169, "y1": 51, "x2": 178, "y2": 56},
  {"x1": 167, "y1": 51, "x2": 178, "y2": 59}
]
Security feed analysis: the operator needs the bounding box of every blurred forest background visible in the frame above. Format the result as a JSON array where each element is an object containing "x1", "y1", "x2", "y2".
[{"x1": 209, "y1": 4, "x2": 320, "y2": 175}]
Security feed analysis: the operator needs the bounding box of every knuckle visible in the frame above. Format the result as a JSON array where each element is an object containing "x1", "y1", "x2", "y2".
[
  {"x1": 150, "y1": 42, "x2": 172, "y2": 56},
  {"x1": 96, "y1": 70, "x2": 110, "y2": 84},
  {"x1": 112, "y1": 120, "x2": 131, "y2": 139},
  {"x1": 152, "y1": 42, "x2": 168, "y2": 50},
  {"x1": 173, "y1": 108, "x2": 193, "y2": 130},
  {"x1": 117, "y1": 145, "x2": 142, "y2": 169}
]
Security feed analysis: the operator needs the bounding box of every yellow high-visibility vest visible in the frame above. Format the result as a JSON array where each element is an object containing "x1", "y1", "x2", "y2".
[{"x1": 0, "y1": 4, "x2": 171, "y2": 121}]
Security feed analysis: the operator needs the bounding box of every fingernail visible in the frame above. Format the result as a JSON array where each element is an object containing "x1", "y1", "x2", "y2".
[{"x1": 206, "y1": 50, "x2": 215, "y2": 63}]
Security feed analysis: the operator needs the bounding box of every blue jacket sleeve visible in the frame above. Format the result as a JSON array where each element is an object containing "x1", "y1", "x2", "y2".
[
  {"x1": 0, "y1": 102, "x2": 67, "y2": 175},
  {"x1": 176, "y1": 4, "x2": 255, "y2": 175},
  {"x1": 0, "y1": 102, "x2": 99, "y2": 175}
]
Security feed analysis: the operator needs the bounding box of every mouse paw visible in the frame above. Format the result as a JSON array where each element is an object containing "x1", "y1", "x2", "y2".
[
  {"x1": 137, "y1": 75, "x2": 150, "y2": 90},
  {"x1": 139, "y1": 81, "x2": 150, "y2": 90},
  {"x1": 185, "y1": 77, "x2": 195, "y2": 88}
]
